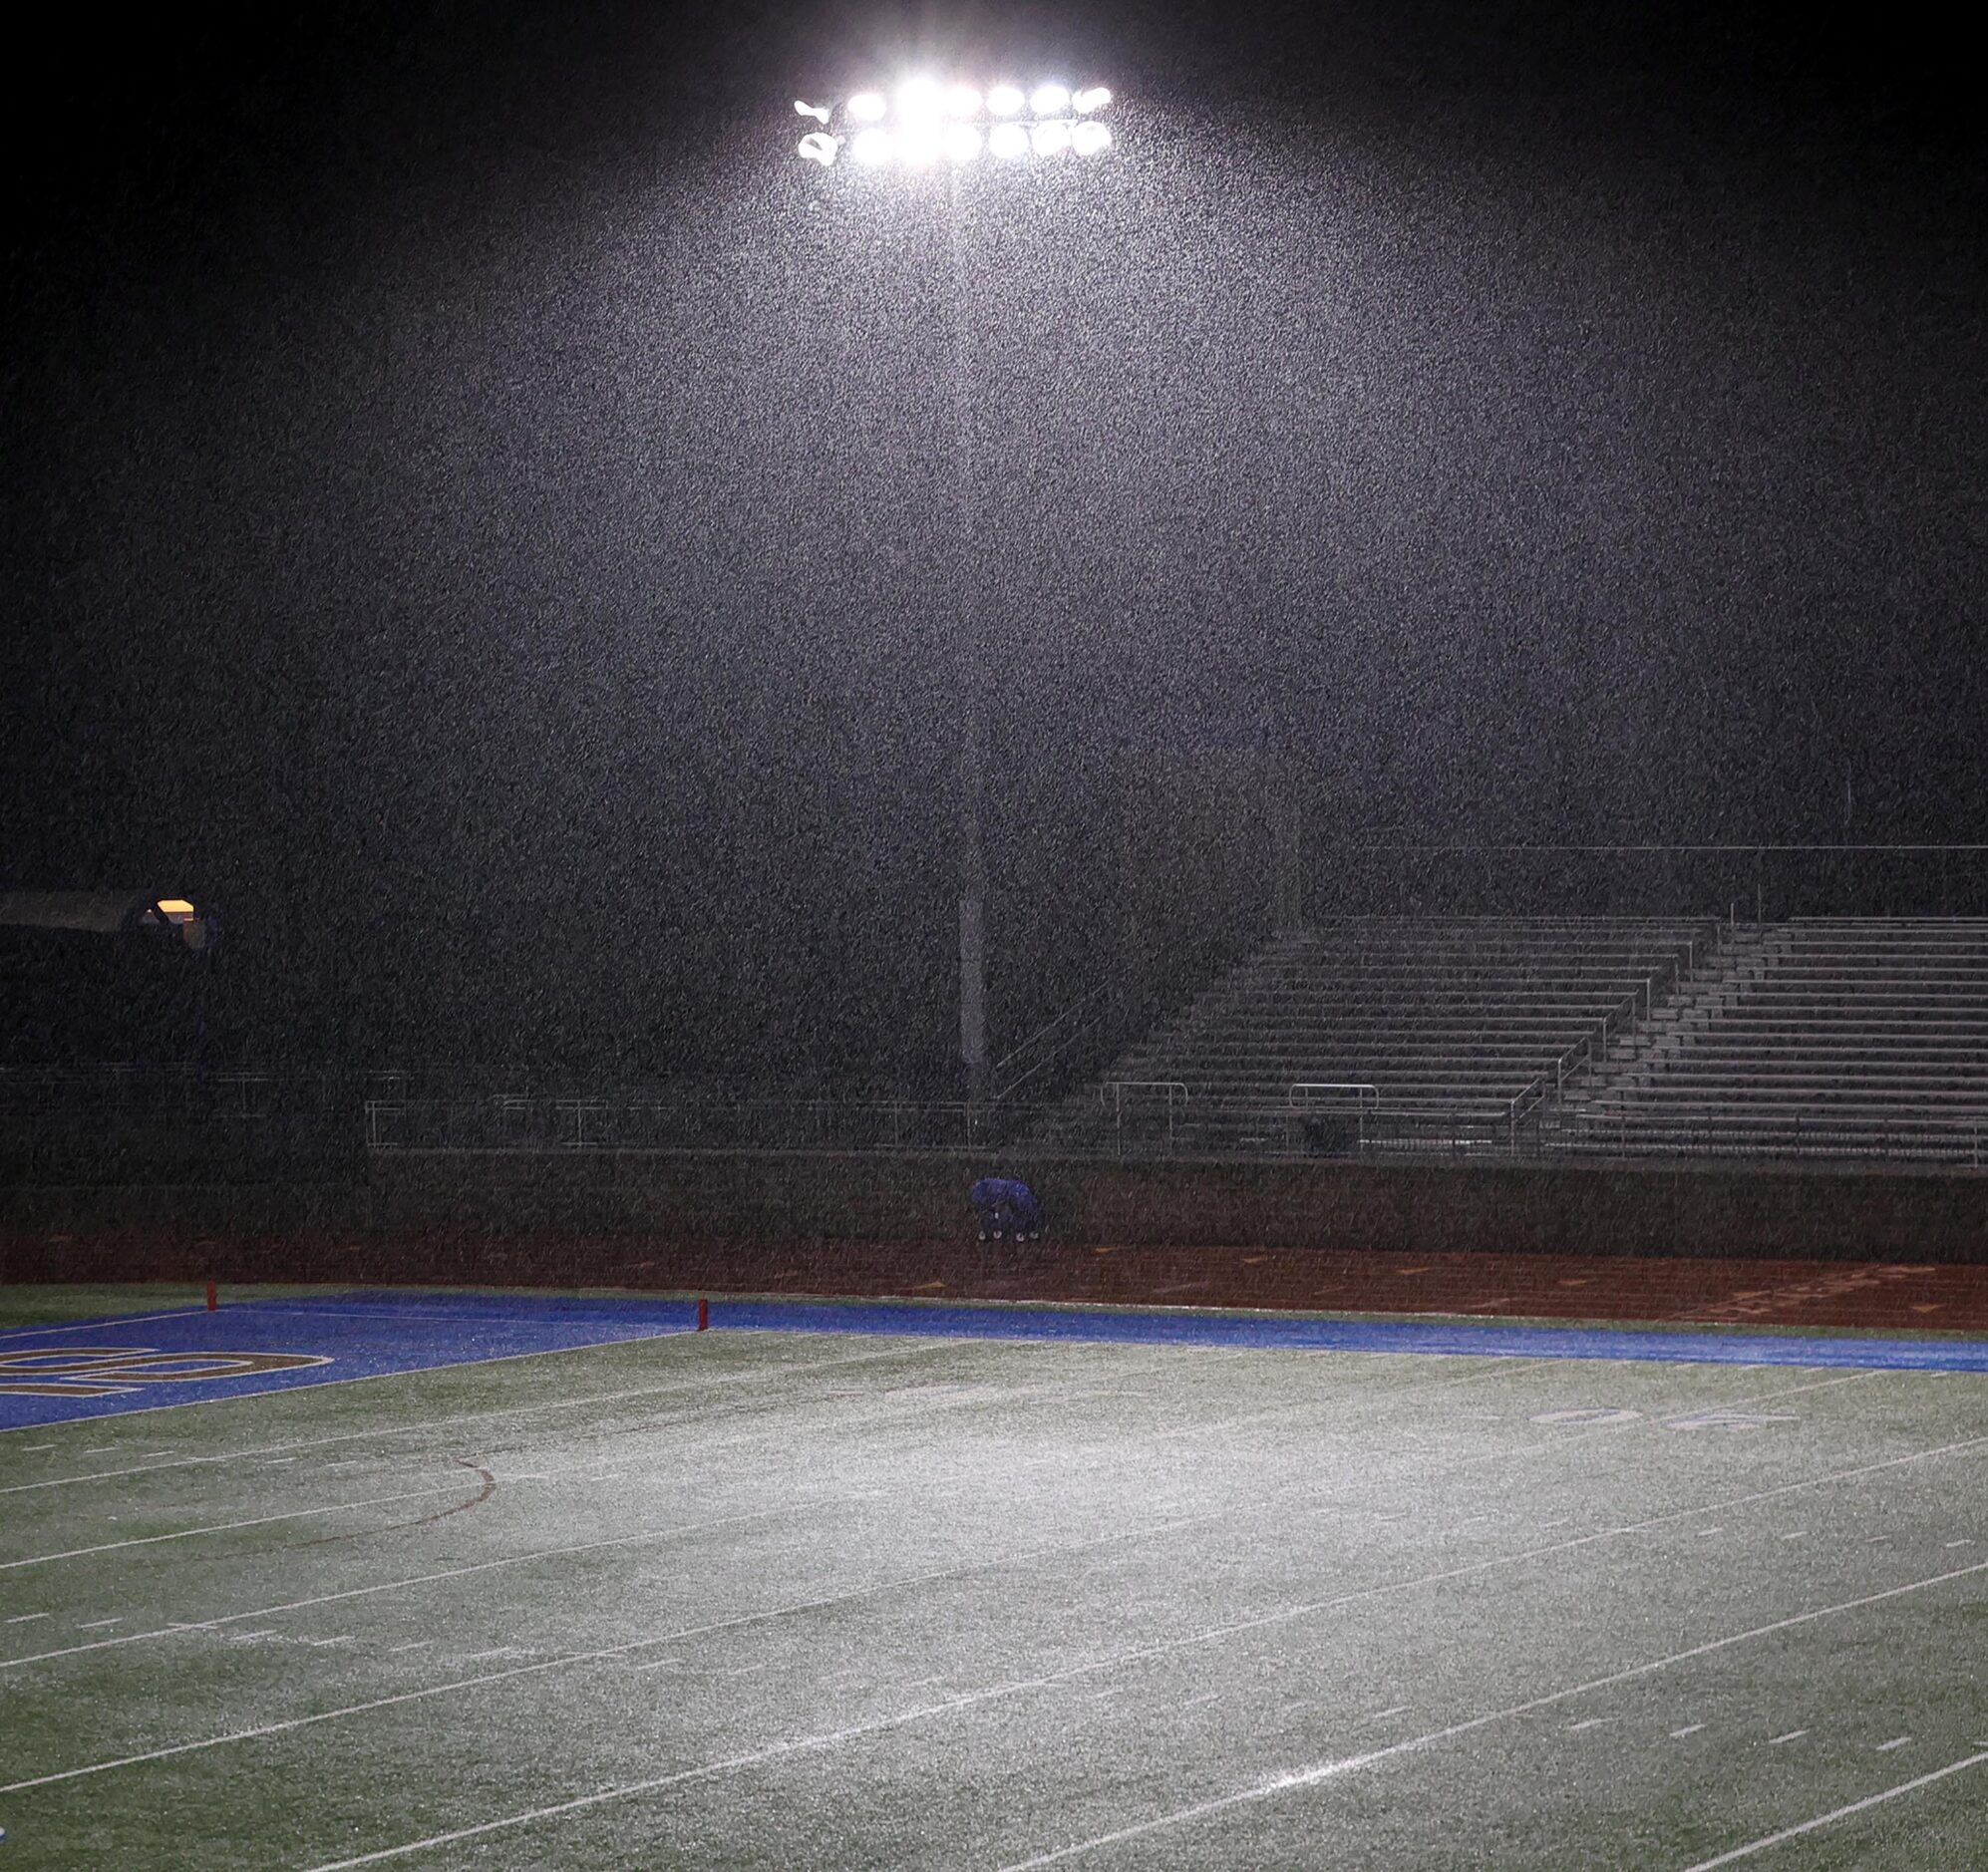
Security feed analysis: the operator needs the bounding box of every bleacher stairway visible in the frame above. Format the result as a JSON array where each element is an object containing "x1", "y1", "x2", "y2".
[{"x1": 1557, "y1": 918, "x2": 1988, "y2": 1165}]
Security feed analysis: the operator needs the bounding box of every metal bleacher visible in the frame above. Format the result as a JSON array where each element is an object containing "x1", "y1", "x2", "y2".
[
  {"x1": 1559, "y1": 918, "x2": 1988, "y2": 1167},
  {"x1": 1049, "y1": 916, "x2": 1719, "y2": 1156}
]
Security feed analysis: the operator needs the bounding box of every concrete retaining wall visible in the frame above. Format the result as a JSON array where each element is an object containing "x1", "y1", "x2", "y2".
[
  {"x1": 6, "y1": 1152, "x2": 1984, "y2": 1288},
  {"x1": 363, "y1": 1149, "x2": 1988, "y2": 1265}
]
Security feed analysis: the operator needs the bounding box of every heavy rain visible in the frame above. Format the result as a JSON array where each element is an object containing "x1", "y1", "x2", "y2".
[
  {"x1": 6, "y1": 12, "x2": 1988, "y2": 1869},
  {"x1": 6, "y1": 1, "x2": 1980, "y2": 1084}
]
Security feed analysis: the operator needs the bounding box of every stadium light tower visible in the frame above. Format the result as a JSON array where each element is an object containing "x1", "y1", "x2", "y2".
[{"x1": 789, "y1": 75, "x2": 1116, "y2": 1115}]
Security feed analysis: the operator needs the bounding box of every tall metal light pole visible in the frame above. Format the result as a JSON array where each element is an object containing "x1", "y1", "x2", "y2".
[{"x1": 791, "y1": 77, "x2": 1116, "y2": 1115}]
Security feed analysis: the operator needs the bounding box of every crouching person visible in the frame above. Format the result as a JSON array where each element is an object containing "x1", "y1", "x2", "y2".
[{"x1": 968, "y1": 1174, "x2": 1044, "y2": 1243}]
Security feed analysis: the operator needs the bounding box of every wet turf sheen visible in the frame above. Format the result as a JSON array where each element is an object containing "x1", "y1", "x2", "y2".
[{"x1": 2, "y1": 1288, "x2": 1985, "y2": 1868}]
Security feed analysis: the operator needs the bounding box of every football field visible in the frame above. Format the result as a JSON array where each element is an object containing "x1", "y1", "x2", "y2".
[{"x1": 2, "y1": 1288, "x2": 1985, "y2": 1868}]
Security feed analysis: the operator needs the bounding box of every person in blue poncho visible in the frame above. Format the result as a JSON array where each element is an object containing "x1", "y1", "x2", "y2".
[{"x1": 969, "y1": 1175, "x2": 1044, "y2": 1242}]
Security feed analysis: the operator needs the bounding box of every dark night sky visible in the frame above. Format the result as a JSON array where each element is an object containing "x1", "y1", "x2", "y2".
[{"x1": 3, "y1": 3, "x2": 1982, "y2": 1077}]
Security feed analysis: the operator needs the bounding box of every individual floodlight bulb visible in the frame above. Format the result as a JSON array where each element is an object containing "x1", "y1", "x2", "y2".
[
  {"x1": 943, "y1": 123, "x2": 983, "y2": 160},
  {"x1": 798, "y1": 131, "x2": 840, "y2": 164},
  {"x1": 847, "y1": 91, "x2": 887, "y2": 121},
  {"x1": 1073, "y1": 86, "x2": 1112, "y2": 114},
  {"x1": 897, "y1": 124, "x2": 940, "y2": 164},
  {"x1": 986, "y1": 83, "x2": 1025, "y2": 117},
  {"x1": 850, "y1": 127, "x2": 893, "y2": 164},
  {"x1": 945, "y1": 84, "x2": 982, "y2": 117},
  {"x1": 987, "y1": 121, "x2": 1029, "y2": 157},
  {"x1": 1031, "y1": 120, "x2": 1072, "y2": 155},
  {"x1": 1072, "y1": 121, "x2": 1111, "y2": 156},
  {"x1": 897, "y1": 78, "x2": 944, "y2": 120},
  {"x1": 795, "y1": 99, "x2": 831, "y2": 124},
  {"x1": 1030, "y1": 82, "x2": 1071, "y2": 117}
]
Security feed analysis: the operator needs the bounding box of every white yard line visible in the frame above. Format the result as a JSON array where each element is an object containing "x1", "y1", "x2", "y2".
[
  {"x1": 14, "y1": 1425, "x2": 1988, "y2": 1792},
  {"x1": 1114, "y1": 1356, "x2": 1564, "y2": 1450},
  {"x1": 0, "y1": 1324, "x2": 1893, "y2": 1493},
  {"x1": 0, "y1": 1336, "x2": 1890, "y2": 1500},
  {"x1": 0, "y1": 1482, "x2": 471, "y2": 1571},
  {"x1": 988, "y1": 1567, "x2": 1988, "y2": 1871},
  {"x1": 1675, "y1": 1750, "x2": 1988, "y2": 1869},
  {"x1": 4, "y1": 1370, "x2": 1973, "y2": 1685},
  {"x1": 0, "y1": 1499, "x2": 844, "y2": 1676},
  {"x1": 0, "y1": 1502, "x2": 1261, "y2": 1792},
  {"x1": 0, "y1": 1340, "x2": 954, "y2": 1494},
  {"x1": 292, "y1": 1559, "x2": 1988, "y2": 1872}
]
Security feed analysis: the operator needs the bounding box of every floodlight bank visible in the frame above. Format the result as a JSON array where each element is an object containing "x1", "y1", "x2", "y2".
[{"x1": 790, "y1": 80, "x2": 1115, "y2": 166}]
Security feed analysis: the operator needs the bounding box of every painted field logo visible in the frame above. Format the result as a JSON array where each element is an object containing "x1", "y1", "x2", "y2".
[{"x1": 0, "y1": 1347, "x2": 330, "y2": 1399}]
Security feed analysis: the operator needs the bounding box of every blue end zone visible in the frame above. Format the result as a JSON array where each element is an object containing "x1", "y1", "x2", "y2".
[
  {"x1": 0, "y1": 1293, "x2": 697, "y2": 1430},
  {"x1": 3, "y1": 1290, "x2": 1984, "y2": 1430}
]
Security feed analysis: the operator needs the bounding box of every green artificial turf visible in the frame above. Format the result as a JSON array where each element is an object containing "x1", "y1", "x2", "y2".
[{"x1": 3, "y1": 1311, "x2": 1985, "y2": 1868}]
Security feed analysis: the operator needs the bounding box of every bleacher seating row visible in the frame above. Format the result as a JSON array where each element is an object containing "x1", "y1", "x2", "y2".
[
  {"x1": 1051, "y1": 916, "x2": 1988, "y2": 1167},
  {"x1": 1047, "y1": 917, "x2": 1717, "y2": 1155},
  {"x1": 1561, "y1": 919, "x2": 1988, "y2": 1165}
]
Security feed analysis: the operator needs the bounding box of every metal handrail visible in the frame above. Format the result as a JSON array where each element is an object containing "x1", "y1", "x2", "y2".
[
  {"x1": 1103, "y1": 1080, "x2": 1189, "y2": 1155},
  {"x1": 1286, "y1": 1082, "x2": 1381, "y2": 1106},
  {"x1": 1285, "y1": 1082, "x2": 1381, "y2": 1151},
  {"x1": 991, "y1": 986, "x2": 1110, "y2": 1079},
  {"x1": 1539, "y1": 933, "x2": 1714, "y2": 1112},
  {"x1": 1102, "y1": 1079, "x2": 1189, "y2": 1102},
  {"x1": 355, "y1": 1091, "x2": 1987, "y2": 1169},
  {"x1": 991, "y1": 986, "x2": 1112, "y2": 1103}
]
